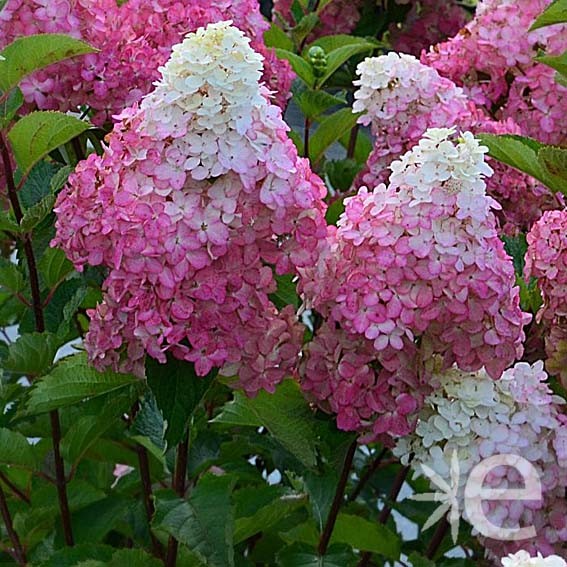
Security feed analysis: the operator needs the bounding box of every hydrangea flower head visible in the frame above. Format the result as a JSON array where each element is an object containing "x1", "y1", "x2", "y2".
[
  {"x1": 395, "y1": 362, "x2": 567, "y2": 558},
  {"x1": 502, "y1": 551, "x2": 567, "y2": 567},
  {"x1": 53, "y1": 21, "x2": 327, "y2": 395},
  {"x1": 299, "y1": 128, "x2": 529, "y2": 442}
]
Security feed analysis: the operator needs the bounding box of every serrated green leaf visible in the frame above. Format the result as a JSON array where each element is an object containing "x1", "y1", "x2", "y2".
[
  {"x1": 309, "y1": 108, "x2": 363, "y2": 164},
  {"x1": 0, "y1": 87, "x2": 23, "y2": 128},
  {"x1": 0, "y1": 210, "x2": 20, "y2": 233},
  {"x1": 213, "y1": 380, "x2": 319, "y2": 468},
  {"x1": 264, "y1": 23, "x2": 295, "y2": 51},
  {"x1": 38, "y1": 544, "x2": 116, "y2": 566},
  {"x1": 269, "y1": 274, "x2": 299, "y2": 309},
  {"x1": 146, "y1": 356, "x2": 216, "y2": 447},
  {"x1": 275, "y1": 49, "x2": 315, "y2": 87},
  {"x1": 304, "y1": 470, "x2": 338, "y2": 531},
  {"x1": 478, "y1": 133, "x2": 565, "y2": 193},
  {"x1": 291, "y1": 13, "x2": 319, "y2": 47},
  {"x1": 20, "y1": 192, "x2": 55, "y2": 232},
  {"x1": 277, "y1": 543, "x2": 355, "y2": 567},
  {"x1": 0, "y1": 428, "x2": 38, "y2": 469},
  {"x1": 7, "y1": 111, "x2": 90, "y2": 175},
  {"x1": 330, "y1": 513, "x2": 401, "y2": 559},
  {"x1": 0, "y1": 34, "x2": 96, "y2": 92},
  {"x1": 154, "y1": 474, "x2": 236, "y2": 567},
  {"x1": 316, "y1": 41, "x2": 377, "y2": 86},
  {"x1": 25, "y1": 353, "x2": 138, "y2": 414},
  {"x1": 69, "y1": 496, "x2": 128, "y2": 544},
  {"x1": 107, "y1": 549, "x2": 162, "y2": 567},
  {"x1": 538, "y1": 145, "x2": 567, "y2": 179},
  {"x1": 50, "y1": 165, "x2": 73, "y2": 193},
  {"x1": 295, "y1": 89, "x2": 345, "y2": 119},
  {"x1": 4, "y1": 332, "x2": 58, "y2": 376},
  {"x1": 39, "y1": 247, "x2": 74, "y2": 289},
  {"x1": 234, "y1": 487, "x2": 307, "y2": 544},
  {"x1": 0, "y1": 257, "x2": 24, "y2": 294},
  {"x1": 530, "y1": 0, "x2": 567, "y2": 30},
  {"x1": 408, "y1": 552, "x2": 436, "y2": 567},
  {"x1": 55, "y1": 285, "x2": 87, "y2": 340},
  {"x1": 131, "y1": 394, "x2": 166, "y2": 452},
  {"x1": 537, "y1": 51, "x2": 567, "y2": 76}
]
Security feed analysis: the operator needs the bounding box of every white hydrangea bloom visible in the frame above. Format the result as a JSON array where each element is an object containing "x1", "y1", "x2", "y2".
[
  {"x1": 138, "y1": 21, "x2": 281, "y2": 183},
  {"x1": 394, "y1": 361, "x2": 567, "y2": 537},
  {"x1": 388, "y1": 128, "x2": 495, "y2": 221},
  {"x1": 501, "y1": 550, "x2": 567, "y2": 567}
]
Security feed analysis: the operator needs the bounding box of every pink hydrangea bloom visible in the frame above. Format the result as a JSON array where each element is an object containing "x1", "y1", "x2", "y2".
[
  {"x1": 352, "y1": 52, "x2": 561, "y2": 233},
  {"x1": 525, "y1": 210, "x2": 567, "y2": 388},
  {"x1": 0, "y1": 0, "x2": 294, "y2": 124},
  {"x1": 299, "y1": 128, "x2": 529, "y2": 442},
  {"x1": 52, "y1": 22, "x2": 327, "y2": 395},
  {"x1": 423, "y1": 0, "x2": 567, "y2": 146}
]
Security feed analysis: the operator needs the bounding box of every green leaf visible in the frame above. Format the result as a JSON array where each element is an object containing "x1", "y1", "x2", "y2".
[
  {"x1": 530, "y1": 0, "x2": 567, "y2": 30},
  {"x1": 55, "y1": 285, "x2": 88, "y2": 340},
  {"x1": 408, "y1": 552, "x2": 436, "y2": 567},
  {"x1": 316, "y1": 41, "x2": 377, "y2": 86},
  {"x1": 502, "y1": 234, "x2": 527, "y2": 276},
  {"x1": 107, "y1": 549, "x2": 162, "y2": 567},
  {"x1": 269, "y1": 274, "x2": 299, "y2": 310},
  {"x1": 4, "y1": 332, "x2": 58, "y2": 376},
  {"x1": 25, "y1": 353, "x2": 138, "y2": 414},
  {"x1": 50, "y1": 165, "x2": 73, "y2": 193},
  {"x1": 275, "y1": 49, "x2": 315, "y2": 87},
  {"x1": 0, "y1": 34, "x2": 96, "y2": 92},
  {"x1": 536, "y1": 51, "x2": 567, "y2": 77},
  {"x1": 154, "y1": 474, "x2": 236, "y2": 567},
  {"x1": 277, "y1": 543, "x2": 355, "y2": 567},
  {"x1": 38, "y1": 544, "x2": 115, "y2": 566},
  {"x1": 146, "y1": 356, "x2": 216, "y2": 447},
  {"x1": 477, "y1": 133, "x2": 565, "y2": 193},
  {"x1": 69, "y1": 496, "x2": 128, "y2": 544},
  {"x1": 131, "y1": 394, "x2": 166, "y2": 452},
  {"x1": 20, "y1": 192, "x2": 55, "y2": 232},
  {"x1": 39, "y1": 247, "x2": 74, "y2": 289},
  {"x1": 538, "y1": 145, "x2": 567, "y2": 179},
  {"x1": 0, "y1": 87, "x2": 23, "y2": 128},
  {"x1": 338, "y1": 128, "x2": 373, "y2": 165},
  {"x1": 0, "y1": 257, "x2": 24, "y2": 294},
  {"x1": 304, "y1": 470, "x2": 338, "y2": 531},
  {"x1": 330, "y1": 513, "x2": 401, "y2": 559},
  {"x1": 309, "y1": 108, "x2": 363, "y2": 164},
  {"x1": 213, "y1": 380, "x2": 319, "y2": 468},
  {"x1": 291, "y1": 13, "x2": 319, "y2": 47},
  {"x1": 234, "y1": 488, "x2": 307, "y2": 544},
  {"x1": 264, "y1": 23, "x2": 295, "y2": 51},
  {"x1": 295, "y1": 89, "x2": 345, "y2": 120},
  {"x1": 0, "y1": 210, "x2": 20, "y2": 233},
  {"x1": 7, "y1": 111, "x2": 90, "y2": 175},
  {"x1": 0, "y1": 428, "x2": 38, "y2": 469},
  {"x1": 325, "y1": 159, "x2": 360, "y2": 192}
]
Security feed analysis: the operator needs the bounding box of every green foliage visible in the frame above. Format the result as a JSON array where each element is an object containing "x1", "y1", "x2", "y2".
[
  {"x1": 309, "y1": 108, "x2": 363, "y2": 163},
  {"x1": 0, "y1": 87, "x2": 24, "y2": 129},
  {"x1": 4, "y1": 331, "x2": 59, "y2": 376},
  {"x1": 478, "y1": 133, "x2": 567, "y2": 193},
  {"x1": 530, "y1": 0, "x2": 567, "y2": 30},
  {"x1": 154, "y1": 475, "x2": 236, "y2": 567},
  {"x1": 25, "y1": 353, "x2": 139, "y2": 414},
  {"x1": 0, "y1": 34, "x2": 96, "y2": 92},
  {"x1": 275, "y1": 48, "x2": 316, "y2": 87},
  {"x1": 269, "y1": 274, "x2": 300, "y2": 309},
  {"x1": 8, "y1": 111, "x2": 90, "y2": 174},
  {"x1": 264, "y1": 23, "x2": 295, "y2": 51},
  {"x1": 214, "y1": 379, "x2": 320, "y2": 468},
  {"x1": 146, "y1": 356, "x2": 216, "y2": 447}
]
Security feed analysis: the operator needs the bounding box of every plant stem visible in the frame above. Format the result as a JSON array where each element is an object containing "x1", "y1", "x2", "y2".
[
  {"x1": 0, "y1": 483, "x2": 26, "y2": 565},
  {"x1": 426, "y1": 517, "x2": 450, "y2": 559},
  {"x1": 0, "y1": 471, "x2": 30, "y2": 504},
  {"x1": 165, "y1": 430, "x2": 190, "y2": 567},
  {"x1": 346, "y1": 124, "x2": 359, "y2": 160},
  {"x1": 304, "y1": 117, "x2": 311, "y2": 160},
  {"x1": 348, "y1": 447, "x2": 387, "y2": 503},
  {"x1": 318, "y1": 439, "x2": 357, "y2": 556},
  {"x1": 0, "y1": 131, "x2": 74, "y2": 547},
  {"x1": 357, "y1": 462, "x2": 411, "y2": 567}
]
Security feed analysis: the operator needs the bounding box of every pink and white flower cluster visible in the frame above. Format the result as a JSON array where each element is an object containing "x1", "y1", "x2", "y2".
[
  {"x1": 352, "y1": 52, "x2": 561, "y2": 233},
  {"x1": 299, "y1": 128, "x2": 529, "y2": 442},
  {"x1": 502, "y1": 551, "x2": 567, "y2": 567},
  {"x1": 526, "y1": 210, "x2": 567, "y2": 388},
  {"x1": 0, "y1": 0, "x2": 294, "y2": 124},
  {"x1": 424, "y1": 0, "x2": 567, "y2": 146},
  {"x1": 395, "y1": 362, "x2": 567, "y2": 558},
  {"x1": 52, "y1": 21, "x2": 327, "y2": 395}
]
